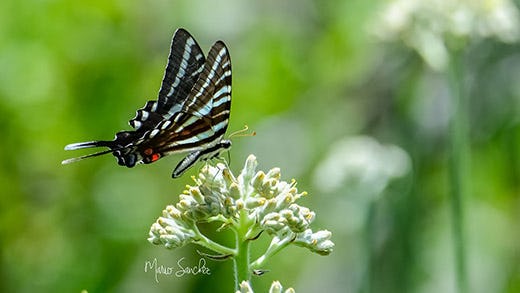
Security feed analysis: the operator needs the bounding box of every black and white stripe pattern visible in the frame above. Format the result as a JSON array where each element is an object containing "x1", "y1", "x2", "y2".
[
  {"x1": 62, "y1": 28, "x2": 232, "y2": 178},
  {"x1": 129, "y1": 29, "x2": 205, "y2": 130}
]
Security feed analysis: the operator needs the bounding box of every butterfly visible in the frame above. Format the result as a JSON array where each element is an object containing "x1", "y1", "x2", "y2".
[{"x1": 62, "y1": 28, "x2": 232, "y2": 178}]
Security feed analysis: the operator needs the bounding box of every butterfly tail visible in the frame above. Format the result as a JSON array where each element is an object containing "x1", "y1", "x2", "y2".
[
  {"x1": 64, "y1": 140, "x2": 112, "y2": 150},
  {"x1": 62, "y1": 140, "x2": 117, "y2": 165}
]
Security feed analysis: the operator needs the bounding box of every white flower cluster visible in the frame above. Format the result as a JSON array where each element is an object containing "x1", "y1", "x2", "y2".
[
  {"x1": 148, "y1": 205, "x2": 197, "y2": 249},
  {"x1": 148, "y1": 154, "x2": 334, "y2": 256}
]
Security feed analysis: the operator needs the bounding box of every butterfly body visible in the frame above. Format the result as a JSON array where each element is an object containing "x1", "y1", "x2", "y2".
[{"x1": 63, "y1": 29, "x2": 232, "y2": 178}]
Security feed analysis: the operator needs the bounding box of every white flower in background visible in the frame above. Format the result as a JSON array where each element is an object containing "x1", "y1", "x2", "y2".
[
  {"x1": 313, "y1": 136, "x2": 411, "y2": 197},
  {"x1": 372, "y1": 0, "x2": 520, "y2": 70}
]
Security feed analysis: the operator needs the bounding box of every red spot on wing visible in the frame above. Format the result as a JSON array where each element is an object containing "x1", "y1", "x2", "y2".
[{"x1": 151, "y1": 153, "x2": 160, "y2": 162}]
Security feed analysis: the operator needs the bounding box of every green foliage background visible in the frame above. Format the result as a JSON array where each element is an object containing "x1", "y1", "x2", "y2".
[{"x1": 0, "y1": 0, "x2": 519, "y2": 292}]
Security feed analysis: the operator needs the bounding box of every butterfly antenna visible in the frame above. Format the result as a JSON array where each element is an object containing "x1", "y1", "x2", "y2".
[{"x1": 227, "y1": 125, "x2": 256, "y2": 139}]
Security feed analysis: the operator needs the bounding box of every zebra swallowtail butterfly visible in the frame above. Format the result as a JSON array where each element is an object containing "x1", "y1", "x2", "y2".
[{"x1": 62, "y1": 28, "x2": 232, "y2": 178}]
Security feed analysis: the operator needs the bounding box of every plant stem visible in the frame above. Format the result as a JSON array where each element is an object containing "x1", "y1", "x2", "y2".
[
  {"x1": 250, "y1": 235, "x2": 292, "y2": 269},
  {"x1": 362, "y1": 201, "x2": 376, "y2": 293},
  {"x1": 447, "y1": 48, "x2": 469, "y2": 293},
  {"x1": 192, "y1": 225, "x2": 236, "y2": 256},
  {"x1": 233, "y1": 209, "x2": 251, "y2": 290}
]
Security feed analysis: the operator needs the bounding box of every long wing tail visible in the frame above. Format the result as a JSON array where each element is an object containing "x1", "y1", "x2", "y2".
[
  {"x1": 64, "y1": 141, "x2": 112, "y2": 150},
  {"x1": 62, "y1": 141, "x2": 117, "y2": 165}
]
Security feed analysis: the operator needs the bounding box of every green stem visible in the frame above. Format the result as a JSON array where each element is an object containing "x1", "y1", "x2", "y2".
[
  {"x1": 447, "y1": 48, "x2": 469, "y2": 293},
  {"x1": 362, "y1": 201, "x2": 376, "y2": 293},
  {"x1": 233, "y1": 210, "x2": 252, "y2": 290},
  {"x1": 193, "y1": 225, "x2": 236, "y2": 256},
  {"x1": 250, "y1": 235, "x2": 293, "y2": 269}
]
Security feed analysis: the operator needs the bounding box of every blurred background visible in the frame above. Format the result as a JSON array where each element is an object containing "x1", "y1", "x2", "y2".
[{"x1": 1, "y1": 0, "x2": 519, "y2": 292}]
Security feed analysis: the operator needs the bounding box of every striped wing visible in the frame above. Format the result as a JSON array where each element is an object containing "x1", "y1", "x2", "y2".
[
  {"x1": 129, "y1": 28, "x2": 205, "y2": 130},
  {"x1": 148, "y1": 40, "x2": 232, "y2": 156},
  {"x1": 158, "y1": 41, "x2": 232, "y2": 177}
]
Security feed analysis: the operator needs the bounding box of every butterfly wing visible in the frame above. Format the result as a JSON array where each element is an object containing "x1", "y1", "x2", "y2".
[
  {"x1": 148, "y1": 40, "x2": 232, "y2": 156},
  {"x1": 129, "y1": 28, "x2": 206, "y2": 130},
  {"x1": 161, "y1": 41, "x2": 232, "y2": 177}
]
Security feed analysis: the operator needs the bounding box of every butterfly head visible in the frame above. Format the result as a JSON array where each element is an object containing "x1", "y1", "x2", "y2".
[{"x1": 216, "y1": 140, "x2": 232, "y2": 155}]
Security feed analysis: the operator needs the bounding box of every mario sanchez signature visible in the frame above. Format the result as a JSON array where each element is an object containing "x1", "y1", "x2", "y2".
[{"x1": 144, "y1": 257, "x2": 211, "y2": 283}]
